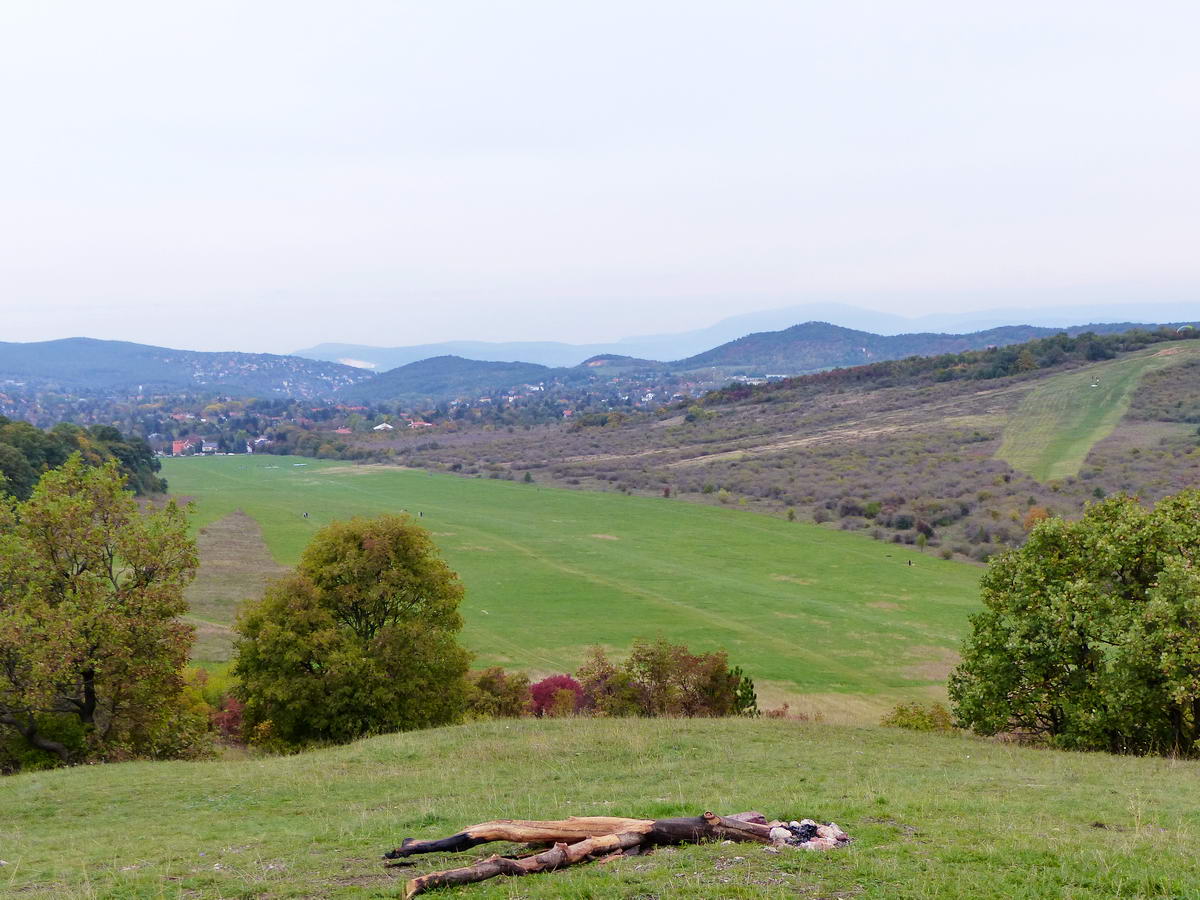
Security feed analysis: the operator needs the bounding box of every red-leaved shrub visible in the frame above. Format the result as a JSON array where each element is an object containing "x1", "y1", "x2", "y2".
[
  {"x1": 530, "y1": 675, "x2": 585, "y2": 717},
  {"x1": 211, "y1": 695, "x2": 244, "y2": 742}
]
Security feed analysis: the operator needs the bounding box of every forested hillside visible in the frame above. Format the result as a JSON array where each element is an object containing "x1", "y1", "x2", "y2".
[
  {"x1": 0, "y1": 337, "x2": 371, "y2": 397},
  {"x1": 0, "y1": 417, "x2": 165, "y2": 497}
]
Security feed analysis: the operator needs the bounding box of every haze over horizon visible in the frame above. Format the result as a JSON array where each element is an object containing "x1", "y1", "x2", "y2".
[{"x1": 2, "y1": 2, "x2": 1199, "y2": 353}]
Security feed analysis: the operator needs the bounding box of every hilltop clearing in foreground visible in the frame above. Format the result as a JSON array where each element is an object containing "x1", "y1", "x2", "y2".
[
  {"x1": 165, "y1": 457, "x2": 979, "y2": 719},
  {"x1": 3, "y1": 718, "x2": 1197, "y2": 898}
]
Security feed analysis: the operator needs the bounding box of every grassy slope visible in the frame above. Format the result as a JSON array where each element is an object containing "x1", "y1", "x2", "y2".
[
  {"x1": 164, "y1": 457, "x2": 979, "y2": 716},
  {"x1": 996, "y1": 343, "x2": 1200, "y2": 482},
  {"x1": 3, "y1": 718, "x2": 1198, "y2": 899}
]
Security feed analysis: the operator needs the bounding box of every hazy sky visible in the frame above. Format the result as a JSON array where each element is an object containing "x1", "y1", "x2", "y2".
[{"x1": 2, "y1": 1, "x2": 1198, "y2": 353}]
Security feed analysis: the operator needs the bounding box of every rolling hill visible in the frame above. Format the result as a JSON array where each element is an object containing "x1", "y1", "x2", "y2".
[
  {"x1": 672, "y1": 321, "x2": 1162, "y2": 373},
  {"x1": 389, "y1": 330, "x2": 1200, "y2": 562},
  {"x1": 330, "y1": 321, "x2": 1183, "y2": 406},
  {"x1": 337, "y1": 355, "x2": 574, "y2": 405},
  {"x1": 7, "y1": 317, "x2": 1192, "y2": 408},
  {"x1": 0, "y1": 337, "x2": 372, "y2": 398},
  {"x1": 293, "y1": 299, "x2": 1200, "y2": 370}
]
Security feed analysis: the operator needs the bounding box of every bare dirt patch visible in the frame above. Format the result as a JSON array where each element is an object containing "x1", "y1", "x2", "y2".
[
  {"x1": 866, "y1": 601, "x2": 902, "y2": 611},
  {"x1": 590, "y1": 533, "x2": 620, "y2": 540}
]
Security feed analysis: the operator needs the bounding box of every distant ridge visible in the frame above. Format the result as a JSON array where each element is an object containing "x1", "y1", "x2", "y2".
[
  {"x1": 340, "y1": 355, "x2": 569, "y2": 406},
  {"x1": 0, "y1": 337, "x2": 372, "y2": 398},
  {"x1": 672, "y1": 321, "x2": 1160, "y2": 373},
  {"x1": 6, "y1": 312, "x2": 1194, "y2": 406},
  {"x1": 294, "y1": 300, "x2": 1199, "y2": 369}
]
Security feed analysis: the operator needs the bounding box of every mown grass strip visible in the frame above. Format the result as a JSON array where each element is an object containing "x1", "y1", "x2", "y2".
[{"x1": 996, "y1": 342, "x2": 1199, "y2": 482}]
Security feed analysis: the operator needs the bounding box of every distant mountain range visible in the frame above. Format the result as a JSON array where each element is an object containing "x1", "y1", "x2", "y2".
[
  {"x1": 339, "y1": 321, "x2": 1169, "y2": 404},
  {"x1": 295, "y1": 301, "x2": 1200, "y2": 369},
  {"x1": 2, "y1": 312, "x2": 1195, "y2": 406},
  {"x1": 0, "y1": 337, "x2": 372, "y2": 398}
]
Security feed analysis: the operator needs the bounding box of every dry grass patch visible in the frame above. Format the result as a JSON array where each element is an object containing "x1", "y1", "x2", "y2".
[{"x1": 185, "y1": 510, "x2": 288, "y2": 663}]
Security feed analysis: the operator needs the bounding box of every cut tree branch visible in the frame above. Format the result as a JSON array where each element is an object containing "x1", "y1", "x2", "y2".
[{"x1": 387, "y1": 811, "x2": 774, "y2": 897}]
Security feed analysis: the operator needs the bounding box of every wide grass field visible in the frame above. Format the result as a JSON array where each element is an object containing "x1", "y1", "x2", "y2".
[
  {"x1": 996, "y1": 342, "x2": 1200, "y2": 482},
  {"x1": 4, "y1": 718, "x2": 1198, "y2": 899},
  {"x1": 164, "y1": 456, "x2": 979, "y2": 717}
]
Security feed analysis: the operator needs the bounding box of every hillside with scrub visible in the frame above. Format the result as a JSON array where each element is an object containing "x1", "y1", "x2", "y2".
[{"x1": 386, "y1": 330, "x2": 1200, "y2": 562}]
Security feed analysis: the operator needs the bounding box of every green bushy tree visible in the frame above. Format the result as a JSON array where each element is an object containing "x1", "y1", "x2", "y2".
[
  {"x1": 234, "y1": 515, "x2": 471, "y2": 749},
  {"x1": 950, "y1": 489, "x2": 1200, "y2": 755}
]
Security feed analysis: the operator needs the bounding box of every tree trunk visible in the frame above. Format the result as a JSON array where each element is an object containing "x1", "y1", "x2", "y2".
[
  {"x1": 80, "y1": 668, "x2": 98, "y2": 726},
  {"x1": 389, "y1": 811, "x2": 773, "y2": 897}
]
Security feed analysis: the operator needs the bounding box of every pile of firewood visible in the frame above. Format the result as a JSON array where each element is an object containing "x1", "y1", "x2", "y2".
[{"x1": 384, "y1": 810, "x2": 851, "y2": 896}]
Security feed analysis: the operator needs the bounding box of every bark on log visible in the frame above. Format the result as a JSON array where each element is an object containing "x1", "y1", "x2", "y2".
[
  {"x1": 385, "y1": 816, "x2": 655, "y2": 859},
  {"x1": 403, "y1": 831, "x2": 647, "y2": 898},
  {"x1": 393, "y1": 811, "x2": 774, "y2": 897}
]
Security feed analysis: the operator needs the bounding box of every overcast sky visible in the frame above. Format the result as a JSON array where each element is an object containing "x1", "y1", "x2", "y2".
[{"x1": 1, "y1": 1, "x2": 1198, "y2": 353}]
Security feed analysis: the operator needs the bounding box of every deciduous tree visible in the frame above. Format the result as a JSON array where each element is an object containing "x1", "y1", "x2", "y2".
[
  {"x1": 950, "y1": 490, "x2": 1200, "y2": 755},
  {"x1": 234, "y1": 516, "x2": 471, "y2": 748},
  {"x1": 0, "y1": 456, "x2": 205, "y2": 769}
]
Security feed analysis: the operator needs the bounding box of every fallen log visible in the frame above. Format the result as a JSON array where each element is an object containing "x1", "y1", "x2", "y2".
[{"x1": 389, "y1": 811, "x2": 778, "y2": 897}]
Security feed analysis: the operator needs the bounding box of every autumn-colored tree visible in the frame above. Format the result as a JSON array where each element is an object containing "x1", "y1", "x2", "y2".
[
  {"x1": 0, "y1": 456, "x2": 206, "y2": 770},
  {"x1": 234, "y1": 516, "x2": 471, "y2": 748},
  {"x1": 530, "y1": 674, "x2": 585, "y2": 717},
  {"x1": 1022, "y1": 505, "x2": 1051, "y2": 530},
  {"x1": 576, "y1": 640, "x2": 757, "y2": 718},
  {"x1": 465, "y1": 667, "x2": 531, "y2": 719}
]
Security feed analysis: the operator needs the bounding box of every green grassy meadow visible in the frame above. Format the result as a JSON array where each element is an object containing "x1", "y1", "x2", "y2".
[
  {"x1": 4, "y1": 718, "x2": 1198, "y2": 899},
  {"x1": 996, "y1": 342, "x2": 1199, "y2": 482},
  {"x1": 164, "y1": 457, "x2": 979, "y2": 718}
]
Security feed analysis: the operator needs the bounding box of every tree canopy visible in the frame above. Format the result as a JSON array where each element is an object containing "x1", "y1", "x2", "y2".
[
  {"x1": 950, "y1": 489, "x2": 1200, "y2": 756},
  {"x1": 0, "y1": 417, "x2": 166, "y2": 500},
  {"x1": 233, "y1": 515, "x2": 471, "y2": 749},
  {"x1": 0, "y1": 456, "x2": 205, "y2": 770}
]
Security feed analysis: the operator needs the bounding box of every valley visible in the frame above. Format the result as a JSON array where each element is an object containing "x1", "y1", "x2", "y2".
[{"x1": 168, "y1": 456, "x2": 980, "y2": 719}]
